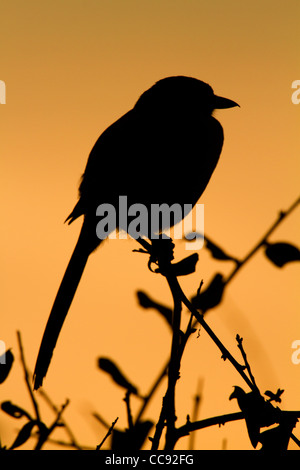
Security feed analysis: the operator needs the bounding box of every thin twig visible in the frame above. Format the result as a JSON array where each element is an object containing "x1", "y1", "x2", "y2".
[
  {"x1": 224, "y1": 196, "x2": 300, "y2": 286},
  {"x1": 47, "y1": 399, "x2": 69, "y2": 433},
  {"x1": 17, "y1": 331, "x2": 41, "y2": 422},
  {"x1": 96, "y1": 417, "x2": 119, "y2": 450},
  {"x1": 34, "y1": 399, "x2": 69, "y2": 450},
  {"x1": 38, "y1": 388, "x2": 81, "y2": 449},
  {"x1": 135, "y1": 360, "x2": 168, "y2": 424},
  {"x1": 93, "y1": 412, "x2": 111, "y2": 429},
  {"x1": 124, "y1": 392, "x2": 134, "y2": 430},
  {"x1": 178, "y1": 284, "x2": 255, "y2": 390},
  {"x1": 189, "y1": 379, "x2": 203, "y2": 450},
  {"x1": 236, "y1": 334, "x2": 259, "y2": 392}
]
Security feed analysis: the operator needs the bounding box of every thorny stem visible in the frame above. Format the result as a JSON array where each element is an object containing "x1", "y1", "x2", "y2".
[
  {"x1": 164, "y1": 274, "x2": 183, "y2": 450},
  {"x1": 137, "y1": 244, "x2": 253, "y2": 449},
  {"x1": 150, "y1": 247, "x2": 183, "y2": 450},
  {"x1": 149, "y1": 241, "x2": 256, "y2": 450}
]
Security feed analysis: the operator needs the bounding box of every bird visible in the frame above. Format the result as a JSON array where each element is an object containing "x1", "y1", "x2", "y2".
[
  {"x1": 229, "y1": 386, "x2": 281, "y2": 448},
  {"x1": 33, "y1": 76, "x2": 239, "y2": 389}
]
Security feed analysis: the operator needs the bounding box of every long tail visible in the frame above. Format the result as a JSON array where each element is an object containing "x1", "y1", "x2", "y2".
[{"x1": 33, "y1": 220, "x2": 101, "y2": 390}]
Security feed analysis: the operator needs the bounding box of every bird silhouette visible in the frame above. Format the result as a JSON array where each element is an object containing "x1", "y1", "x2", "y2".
[
  {"x1": 33, "y1": 76, "x2": 239, "y2": 389},
  {"x1": 229, "y1": 386, "x2": 281, "y2": 448}
]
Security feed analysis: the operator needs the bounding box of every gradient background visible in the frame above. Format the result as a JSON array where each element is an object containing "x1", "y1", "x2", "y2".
[{"x1": 1, "y1": 0, "x2": 299, "y2": 450}]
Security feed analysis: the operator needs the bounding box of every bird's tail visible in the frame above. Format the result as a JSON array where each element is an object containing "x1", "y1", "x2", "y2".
[{"x1": 33, "y1": 220, "x2": 101, "y2": 390}]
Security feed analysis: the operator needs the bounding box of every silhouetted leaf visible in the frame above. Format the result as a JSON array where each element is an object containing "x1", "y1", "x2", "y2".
[
  {"x1": 8, "y1": 420, "x2": 48, "y2": 449},
  {"x1": 264, "y1": 242, "x2": 300, "y2": 267},
  {"x1": 0, "y1": 350, "x2": 14, "y2": 384},
  {"x1": 10, "y1": 421, "x2": 37, "y2": 449},
  {"x1": 98, "y1": 358, "x2": 138, "y2": 395},
  {"x1": 1, "y1": 401, "x2": 31, "y2": 419},
  {"x1": 171, "y1": 253, "x2": 199, "y2": 276},
  {"x1": 137, "y1": 291, "x2": 154, "y2": 309},
  {"x1": 137, "y1": 291, "x2": 173, "y2": 327},
  {"x1": 191, "y1": 273, "x2": 225, "y2": 312},
  {"x1": 205, "y1": 238, "x2": 240, "y2": 263}
]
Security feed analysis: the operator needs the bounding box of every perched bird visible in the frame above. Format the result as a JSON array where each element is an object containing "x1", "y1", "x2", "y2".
[
  {"x1": 33, "y1": 76, "x2": 239, "y2": 389},
  {"x1": 229, "y1": 386, "x2": 281, "y2": 448}
]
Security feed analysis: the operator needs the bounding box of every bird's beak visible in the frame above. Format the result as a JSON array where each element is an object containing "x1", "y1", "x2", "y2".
[{"x1": 214, "y1": 95, "x2": 240, "y2": 109}]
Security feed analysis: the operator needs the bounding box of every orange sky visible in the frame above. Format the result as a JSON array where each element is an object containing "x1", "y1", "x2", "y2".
[{"x1": 1, "y1": 1, "x2": 299, "y2": 450}]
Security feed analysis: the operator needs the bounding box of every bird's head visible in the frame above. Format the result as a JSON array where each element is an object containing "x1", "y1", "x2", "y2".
[
  {"x1": 229, "y1": 385, "x2": 246, "y2": 401},
  {"x1": 134, "y1": 76, "x2": 239, "y2": 117}
]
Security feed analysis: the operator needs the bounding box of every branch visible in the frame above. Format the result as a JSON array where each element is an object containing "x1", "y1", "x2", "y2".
[
  {"x1": 134, "y1": 198, "x2": 300, "y2": 430},
  {"x1": 177, "y1": 410, "x2": 300, "y2": 444},
  {"x1": 178, "y1": 286, "x2": 254, "y2": 390},
  {"x1": 136, "y1": 238, "x2": 256, "y2": 451},
  {"x1": 224, "y1": 196, "x2": 300, "y2": 286},
  {"x1": 236, "y1": 334, "x2": 259, "y2": 392},
  {"x1": 96, "y1": 417, "x2": 119, "y2": 450},
  {"x1": 135, "y1": 360, "x2": 168, "y2": 424},
  {"x1": 163, "y1": 272, "x2": 183, "y2": 450},
  {"x1": 150, "y1": 242, "x2": 183, "y2": 450},
  {"x1": 177, "y1": 411, "x2": 244, "y2": 439},
  {"x1": 34, "y1": 399, "x2": 69, "y2": 450}
]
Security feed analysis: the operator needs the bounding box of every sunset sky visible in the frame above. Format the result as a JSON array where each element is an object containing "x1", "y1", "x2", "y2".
[{"x1": 1, "y1": 1, "x2": 299, "y2": 450}]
